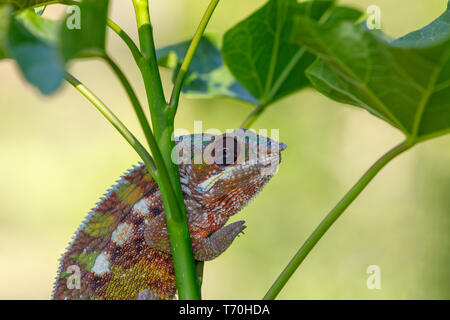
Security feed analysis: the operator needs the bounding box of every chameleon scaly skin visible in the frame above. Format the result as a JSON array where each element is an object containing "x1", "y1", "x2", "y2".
[{"x1": 52, "y1": 129, "x2": 286, "y2": 300}]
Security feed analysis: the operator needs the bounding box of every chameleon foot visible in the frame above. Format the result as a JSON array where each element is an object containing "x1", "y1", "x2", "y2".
[
  {"x1": 192, "y1": 220, "x2": 246, "y2": 261},
  {"x1": 144, "y1": 215, "x2": 246, "y2": 261}
]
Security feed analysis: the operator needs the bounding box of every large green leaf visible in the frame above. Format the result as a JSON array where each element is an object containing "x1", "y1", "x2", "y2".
[
  {"x1": 156, "y1": 36, "x2": 258, "y2": 104},
  {"x1": 221, "y1": 0, "x2": 362, "y2": 105},
  {"x1": 292, "y1": 2, "x2": 450, "y2": 143}
]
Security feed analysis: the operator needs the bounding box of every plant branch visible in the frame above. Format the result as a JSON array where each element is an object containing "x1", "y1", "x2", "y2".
[
  {"x1": 241, "y1": 104, "x2": 266, "y2": 129},
  {"x1": 106, "y1": 19, "x2": 142, "y2": 64},
  {"x1": 132, "y1": 0, "x2": 166, "y2": 114},
  {"x1": 132, "y1": 0, "x2": 200, "y2": 300},
  {"x1": 100, "y1": 53, "x2": 160, "y2": 154},
  {"x1": 64, "y1": 72, "x2": 157, "y2": 177},
  {"x1": 263, "y1": 140, "x2": 413, "y2": 300},
  {"x1": 167, "y1": 0, "x2": 221, "y2": 118}
]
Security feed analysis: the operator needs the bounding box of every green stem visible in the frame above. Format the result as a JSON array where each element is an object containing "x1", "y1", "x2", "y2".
[
  {"x1": 64, "y1": 72, "x2": 157, "y2": 176},
  {"x1": 241, "y1": 104, "x2": 266, "y2": 129},
  {"x1": 132, "y1": 0, "x2": 175, "y2": 181},
  {"x1": 65, "y1": 74, "x2": 181, "y2": 280},
  {"x1": 100, "y1": 54, "x2": 155, "y2": 150},
  {"x1": 167, "y1": 0, "x2": 220, "y2": 118},
  {"x1": 263, "y1": 141, "x2": 413, "y2": 300},
  {"x1": 98, "y1": 56, "x2": 179, "y2": 222},
  {"x1": 132, "y1": 0, "x2": 167, "y2": 113},
  {"x1": 106, "y1": 19, "x2": 142, "y2": 64},
  {"x1": 132, "y1": 0, "x2": 200, "y2": 300},
  {"x1": 196, "y1": 261, "x2": 205, "y2": 291}
]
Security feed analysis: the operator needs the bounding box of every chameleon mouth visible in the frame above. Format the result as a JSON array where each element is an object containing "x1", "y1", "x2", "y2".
[
  {"x1": 259, "y1": 141, "x2": 286, "y2": 159},
  {"x1": 259, "y1": 142, "x2": 285, "y2": 166},
  {"x1": 274, "y1": 141, "x2": 286, "y2": 164},
  {"x1": 260, "y1": 154, "x2": 282, "y2": 176}
]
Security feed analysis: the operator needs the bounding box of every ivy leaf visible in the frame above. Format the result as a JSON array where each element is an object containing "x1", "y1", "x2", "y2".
[
  {"x1": 221, "y1": 0, "x2": 362, "y2": 105},
  {"x1": 292, "y1": 2, "x2": 450, "y2": 143},
  {"x1": 156, "y1": 35, "x2": 258, "y2": 104}
]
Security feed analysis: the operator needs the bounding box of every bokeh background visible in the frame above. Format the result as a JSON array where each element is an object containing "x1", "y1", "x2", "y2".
[{"x1": 0, "y1": 0, "x2": 449, "y2": 299}]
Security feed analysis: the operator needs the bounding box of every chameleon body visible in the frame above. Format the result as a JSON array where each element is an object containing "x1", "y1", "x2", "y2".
[{"x1": 52, "y1": 129, "x2": 286, "y2": 300}]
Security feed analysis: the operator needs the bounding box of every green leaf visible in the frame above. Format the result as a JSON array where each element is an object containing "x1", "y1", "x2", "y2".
[
  {"x1": 292, "y1": 2, "x2": 450, "y2": 143},
  {"x1": 221, "y1": 0, "x2": 362, "y2": 105},
  {"x1": 156, "y1": 35, "x2": 258, "y2": 104},
  {"x1": 60, "y1": 0, "x2": 109, "y2": 60},
  {"x1": 156, "y1": 0, "x2": 362, "y2": 106},
  {"x1": 0, "y1": 0, "x2": 109, "y2": 94},
  {"x1": 15, "y1": 7, "x2": 59, "y2": 43},
  {"x1": 394, "y1": 3, "x2": 450, "y2": 47},
  {"x1": 6, "y1": 9, "x2": 64, "y2": 94}
]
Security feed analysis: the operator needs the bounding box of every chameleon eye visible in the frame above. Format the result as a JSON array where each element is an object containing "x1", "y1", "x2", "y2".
[{"x1": 214, "y1": 136, "x2": 239, "y2": 166}]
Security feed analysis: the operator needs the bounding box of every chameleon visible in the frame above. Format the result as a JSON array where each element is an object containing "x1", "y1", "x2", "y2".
[{"x1": 52, "y1": 128, "x2": 286, "y2": 300}]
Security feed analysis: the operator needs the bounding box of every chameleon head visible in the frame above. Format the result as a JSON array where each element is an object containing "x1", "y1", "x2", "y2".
[{"x1": 176, "y1": 128, "x2": 286, "y2": 217}]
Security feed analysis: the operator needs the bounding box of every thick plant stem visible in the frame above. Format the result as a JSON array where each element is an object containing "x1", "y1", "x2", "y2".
[
  {"x1": 264, "y1": 141, "x2": 413, "y2": 300},
  {"x1": 132, "y1": 0, "x2": 180, "y2": 196},
  {"x1": 167, "y1": 0, "x2": 221, "y2": 118},
  {"x1": 132, "y1": 0, "x2": 200, "y2": 300},
  {"x1": 64, "y1": 72, "x2": 157, "y2": 177}
]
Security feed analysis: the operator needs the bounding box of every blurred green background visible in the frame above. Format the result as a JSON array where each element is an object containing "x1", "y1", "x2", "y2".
[{"x1": 0, "y1": 0, "x2": 449, "y2": 299}]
